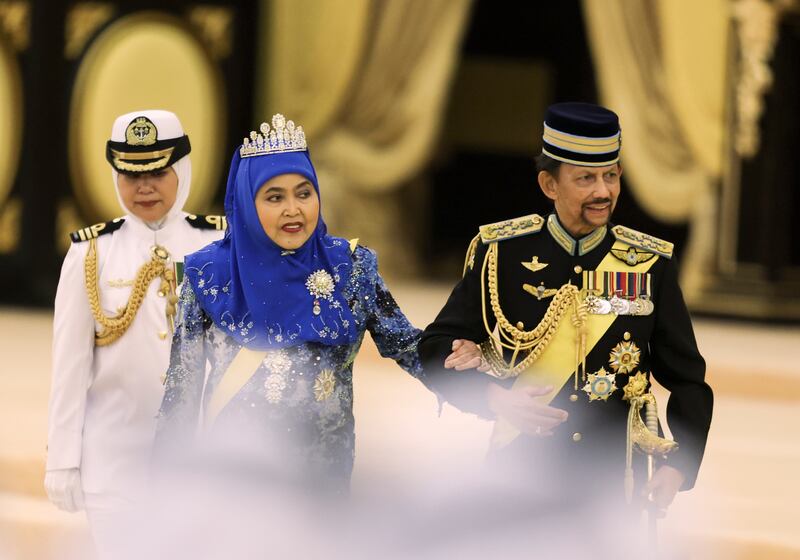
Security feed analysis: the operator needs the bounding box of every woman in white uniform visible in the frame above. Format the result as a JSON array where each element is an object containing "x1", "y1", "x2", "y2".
[{"x1": 44, "y1": 110, "x2": 225, "y2": 556}]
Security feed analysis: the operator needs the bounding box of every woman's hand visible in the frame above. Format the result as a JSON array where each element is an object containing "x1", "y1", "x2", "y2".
[{"x1": 444, "y1": 339, "x2": 491, "y2": 372}]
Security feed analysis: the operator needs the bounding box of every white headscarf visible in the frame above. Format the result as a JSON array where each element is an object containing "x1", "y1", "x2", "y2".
[{"x1": 109, "y1": 110, "x2": 192, "y2": 230}]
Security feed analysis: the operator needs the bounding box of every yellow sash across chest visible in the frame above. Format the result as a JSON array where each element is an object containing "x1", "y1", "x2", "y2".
[
  {"x1": 490, "y1": 240, "x2": 659, "y2": 449},
  {"x1": 204, "y1": 348, "x2": 265, "y2": 426}
]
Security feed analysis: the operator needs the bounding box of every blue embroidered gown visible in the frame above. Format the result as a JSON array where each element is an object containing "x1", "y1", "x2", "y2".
[{"x1": 156, "y1": 246, "x2": 424, "y2": 491}]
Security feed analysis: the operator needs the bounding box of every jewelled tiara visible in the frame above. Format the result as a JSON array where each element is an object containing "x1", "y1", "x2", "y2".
[{"x1": 240, "y1": 113, "x2": 307, "y2": 158}]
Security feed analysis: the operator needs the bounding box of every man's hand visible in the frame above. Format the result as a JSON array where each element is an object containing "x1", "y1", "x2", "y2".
[
  {"x1": 641, "y1": 465, "x2": 685, "y2": 514},
  {"x1": 44, "y1": 468, "x2": 85, "y2": 512},
  {"x1": 487, "y1": 383, "x2": 568, "y2": 436},
  {"x1": 444, "y1": 339, "x2": 491, "y2": 372}
]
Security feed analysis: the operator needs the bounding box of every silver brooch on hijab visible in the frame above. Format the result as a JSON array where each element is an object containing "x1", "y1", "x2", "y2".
[{"x1": 306, "y1": 269, "x2": 336, "y2": 315}]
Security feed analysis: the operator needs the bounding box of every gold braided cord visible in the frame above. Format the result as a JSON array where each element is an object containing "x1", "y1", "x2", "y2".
[
  {"x1": 479, "y1": 242, "x2": 586, "y2": 379},
  {"x1": 84, "y1": 238, "x2": 174, "y2": 346}
]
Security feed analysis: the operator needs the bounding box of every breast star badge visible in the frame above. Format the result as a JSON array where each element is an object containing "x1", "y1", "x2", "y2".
[{"x1": 582, "y1": 367, "x2": 617, "y2": 401}]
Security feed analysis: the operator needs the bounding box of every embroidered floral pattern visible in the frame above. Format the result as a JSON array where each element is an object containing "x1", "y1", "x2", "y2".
[{"x1": 157, "y1": 246, "x2": 424, "y2": 492}]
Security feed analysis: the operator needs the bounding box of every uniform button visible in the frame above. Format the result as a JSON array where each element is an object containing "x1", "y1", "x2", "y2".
[
  {"x1": 158, "y1": 331, "x2": 168, "y2": 340},
  {"x1": 574, "y1": 265, "x2": 583, "y2": 274},
  {"x1": 158, "y1": 291, "x2": 165, "y2": 297},
  {"x1": 516, "y1": 321, "x2": 525, "y2": 330},
  {"x1": 624, "y1": 331, "x2": 631, "y2": 341},
  {"x1": 569, "y1": 394, "x2": 578, "y2": 402},
  {"x1": 572, "y1": 432, "x2": 582, "y2": 442}
]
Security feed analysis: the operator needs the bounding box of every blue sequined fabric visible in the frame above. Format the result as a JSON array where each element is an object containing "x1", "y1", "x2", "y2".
[{"x1": 156, "y1": 246, "x2": 423, "y2": 491}]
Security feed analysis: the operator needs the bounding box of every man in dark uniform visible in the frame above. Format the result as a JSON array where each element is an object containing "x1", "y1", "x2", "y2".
[{"x1": 419, "y1": 103, "x2": 713, "y2": 513}]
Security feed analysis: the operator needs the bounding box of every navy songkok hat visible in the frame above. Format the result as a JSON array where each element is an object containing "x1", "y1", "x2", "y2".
[{"x1": 542, "y1": 102, "x2": 621, "y2": 167}]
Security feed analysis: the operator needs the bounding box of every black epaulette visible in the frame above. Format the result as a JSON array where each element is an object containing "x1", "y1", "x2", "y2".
[
  {"x1": 611, "y1": 225, "x2": 673, "y2": 259},
  {"x1": 69, "y1": 217, "x2": 125, "y2": 243},
  {"x1": 479, "y1": 213, "x2": 544, "y2": 244},
  {"x1": 186, "y1": 214, "x2": 227, "y2": 231}
]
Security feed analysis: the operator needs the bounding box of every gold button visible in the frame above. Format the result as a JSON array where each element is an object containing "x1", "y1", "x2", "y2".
[
  {"x1": 624, "y1": 331, "x2": 631, "y2": 341},
  {"x1": 574, "y1": 265, "x2": 583, "y2": 274},
  {"x1": 158, "y1": 331, "x2": 168, "y2": 340},
  {"x1": 158, "y1": 291, "x2": 165, "y2": 297},
  {"x1": 516, "y1": 321, "x2": 525, "y2": 330},
  {"x1": 572, "y1": 432, "x2": 582, "y2": 442},
  {"x1": 569, "y1": 394, "x2": 578, "y2": 402}
]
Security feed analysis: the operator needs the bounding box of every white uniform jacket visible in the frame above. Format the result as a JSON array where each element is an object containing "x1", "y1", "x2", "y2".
[{"x1": 47, "y1": 211, "x2": 223, "y2": 498}]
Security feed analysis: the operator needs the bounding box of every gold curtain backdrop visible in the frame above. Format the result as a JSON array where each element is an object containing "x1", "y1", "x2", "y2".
[
  {"x1": 258, "y1": 0, "x2": 472, "y2": 273},
  {"x1": 582, "y1": 0, "x2": 729, "y2": 299}
]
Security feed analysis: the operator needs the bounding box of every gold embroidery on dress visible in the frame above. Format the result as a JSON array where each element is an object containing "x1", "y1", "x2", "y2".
[{"x1": 314, "y1": 369, "x2": 336, "y2": 401}]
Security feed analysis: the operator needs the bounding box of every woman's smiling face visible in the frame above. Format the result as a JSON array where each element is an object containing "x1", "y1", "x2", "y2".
[{"x1": 254, "y1": 173, "x2": 320, "y2": 250}]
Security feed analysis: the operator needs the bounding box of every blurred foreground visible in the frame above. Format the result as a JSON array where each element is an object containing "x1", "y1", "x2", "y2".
[{"x1": 1, "y1": 283, "x2": 798, "y2": 559}]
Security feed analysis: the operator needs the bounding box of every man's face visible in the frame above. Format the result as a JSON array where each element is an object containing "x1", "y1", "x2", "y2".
[{"x1": 538, "y1": 162, "x2": 621, "y2": 237}]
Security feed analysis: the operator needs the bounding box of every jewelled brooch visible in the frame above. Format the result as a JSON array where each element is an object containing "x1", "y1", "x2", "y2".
[{"x1": 306, "y1": 269, "x2": 336, "y2": 315}]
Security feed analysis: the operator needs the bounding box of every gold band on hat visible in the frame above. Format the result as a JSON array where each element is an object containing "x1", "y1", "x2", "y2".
[
  {"x1": 541, "y1": 147, "x2": 620, "y2": 167},
  {"x1": 110, "y1": 146, "x2": 174, "y2": 172},
  {"x1": 543, "y1": 124, "x2": 620, "y2": 154}
]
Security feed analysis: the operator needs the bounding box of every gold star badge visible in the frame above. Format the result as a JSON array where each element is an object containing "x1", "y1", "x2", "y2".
[
  {"x1": 582, "y1": 367, "x2": 617, "y2": 401},
  {"x1": 609, "y1": 340, "x2": 641, "y2": 374}
]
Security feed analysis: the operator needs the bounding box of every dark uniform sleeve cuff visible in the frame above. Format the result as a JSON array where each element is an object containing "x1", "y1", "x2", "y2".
[{"x1": 421, "y1": 367, "x2": 498, "y2": 420}]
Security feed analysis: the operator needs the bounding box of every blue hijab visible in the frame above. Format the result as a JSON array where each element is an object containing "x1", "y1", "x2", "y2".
[{"x1": 184, "y1": 148, "x2": 358, "y2": 349}]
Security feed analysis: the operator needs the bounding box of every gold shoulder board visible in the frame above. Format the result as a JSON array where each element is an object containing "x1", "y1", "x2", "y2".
[
  {"x1": 69, "y1": 217, "x2": 125, "y2": 243},
  {"x1": 611, "y1": 225, "x2": 673, "y2": 259},
  {"x1": 186, "y1": 214, "x2": 227, "y2": 231},
  {"x1": 479, "y1": 213, "x2": 544, "y2": 244}
]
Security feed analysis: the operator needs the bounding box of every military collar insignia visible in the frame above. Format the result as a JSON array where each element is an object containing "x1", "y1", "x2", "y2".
[
  {"x1": 479, "y1": 213, "x2": 544, "y2": 244},
  {"x1": 546, "y1": 214, "x2": 607, "y2": 256},
  {"x1": 611, "y1": 225, "x2": 673, "y2": 259},
  {"x1": 125, "y1": 116, "x2": 158, "y2": 146},
  {"x1": 69, "y1": 217, "x2": 125, "y2": 243}
]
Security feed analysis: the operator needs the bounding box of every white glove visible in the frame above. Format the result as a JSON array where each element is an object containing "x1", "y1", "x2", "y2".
[{"x1": 44, "y1": 468, "x2": 85, "y2": 512}]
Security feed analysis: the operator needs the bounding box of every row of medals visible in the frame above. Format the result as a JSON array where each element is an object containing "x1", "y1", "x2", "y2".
[{"x1": 583, "y1": 293, "x2": 654, "y2": 316}]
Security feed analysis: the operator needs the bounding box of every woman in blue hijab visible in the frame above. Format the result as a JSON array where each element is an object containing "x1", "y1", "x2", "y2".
[{"x1": 155, "y1": 115, "x2": 430, "y2": 492}]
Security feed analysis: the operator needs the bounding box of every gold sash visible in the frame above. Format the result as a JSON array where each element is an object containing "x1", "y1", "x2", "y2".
[
  {"x1": 204, "y1": 347, "x2": 265, "y2": 426},
  {"x1": 490, "y1": 240, "x2": 659, "y2": 448}
]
